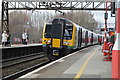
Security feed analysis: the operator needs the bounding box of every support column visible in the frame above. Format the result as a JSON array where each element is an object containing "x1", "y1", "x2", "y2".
[
  {"x1": 112, "y1": 1, "x2": 120, "y2": 79},
  {"x1": 1, "y1": 2, "x2": 9, "y2": 34}
]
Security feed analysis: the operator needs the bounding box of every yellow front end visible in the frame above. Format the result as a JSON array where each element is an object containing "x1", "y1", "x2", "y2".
[
  {"x1": 52, "y1": 39, "x2": 61, "y2": 48},
  {"x1": 42, "y1": 24, "x2": 51, "y2": 45},
  {"x1": 42, "y1": 23, "x2": 77, "y2": 49}
]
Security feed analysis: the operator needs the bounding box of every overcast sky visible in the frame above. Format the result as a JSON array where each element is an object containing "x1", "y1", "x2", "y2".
[
  {"x1": 0, "y1": 0, "x2": 1, "y2": 18},
  {"x1": 92, "y1": 11, "x2": 115, "y2": 23}
]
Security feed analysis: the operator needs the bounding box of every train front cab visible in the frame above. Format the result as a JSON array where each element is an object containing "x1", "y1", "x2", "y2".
[{"x1": 42, "y1": 19, "x2": 76, "y2": 60}]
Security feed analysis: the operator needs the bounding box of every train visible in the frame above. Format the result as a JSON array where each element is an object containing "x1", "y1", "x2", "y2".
[{"x1": 42, "y1": 18, "x2": 102, "y2": 60}]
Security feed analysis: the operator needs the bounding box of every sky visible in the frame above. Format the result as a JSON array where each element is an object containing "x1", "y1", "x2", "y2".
[
  {"x1": 0, "y1": 1, "x2": 115, "y2": 28},
  {"x1": 91, "y1": 11, "x2": 115, "y2": 28},
  {"x1": 92, "y1": 11, "x2": 115, "y2": 23},
  {"x1": 0, "y1": 0, "x2": 1, "y2": 19}
]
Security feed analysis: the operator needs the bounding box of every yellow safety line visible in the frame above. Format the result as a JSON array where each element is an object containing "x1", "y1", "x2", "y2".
[{"x1": 74, "y1": 48, "x2": 98, "y2": 80}]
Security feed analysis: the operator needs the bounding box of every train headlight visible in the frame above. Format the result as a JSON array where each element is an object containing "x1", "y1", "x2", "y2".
[
  {"x1": 47, "y1": 40, "x2": 51, "y2": 43},
  {"x1": 64, "y1": 41, "x2": 69, "y2": 45},
  {"x1": 44, "y1": 40, "x2": 46, "y2": 42}
]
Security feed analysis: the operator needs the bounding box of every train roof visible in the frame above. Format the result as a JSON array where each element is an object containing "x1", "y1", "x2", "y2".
[
  {"x1": 47, "y1": 17, "x2": 71, "y2": 23},
  {"x1": 46, "y1": 18, "x2": 97, "y2": 34}
]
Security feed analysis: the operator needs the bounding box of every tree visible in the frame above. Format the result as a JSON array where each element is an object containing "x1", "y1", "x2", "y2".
[
  {"x1": 9, "y1": 11, "x2": 44, "y2": 44},
  {"x1": 55, "y1": 10, "x2": 97, "y2": 31},
  {"x1": 0, "y1": 20, "x2": 1, "y2": 43}
]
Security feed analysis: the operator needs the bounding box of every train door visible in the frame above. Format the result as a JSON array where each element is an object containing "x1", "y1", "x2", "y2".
[
  {"x1": 97, "y1": 35, "x2": 99, "y2": 43},
  {"x1": 88, "y1": 32, "x2": 91, "y2": 45},
  {"x1": 91, "y1": 33, "x2": 93, "y2": 44},
  {"x1": 81, "y1": 29, "x2": 86, "y2": 47},
  {"x1": 51, "y1": 19, "x2": 65, "y2": 48},
  {"x1": 78, "y1": 28, "x2": 82, "y2": 48},
  {"x1": 85, "y1": 31, "x2": 88, "y2": 46}
]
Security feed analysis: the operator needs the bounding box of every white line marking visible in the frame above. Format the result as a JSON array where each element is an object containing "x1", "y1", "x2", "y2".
[{"x1": 57, "y1": 59, "x2": 65, "y2": 62}]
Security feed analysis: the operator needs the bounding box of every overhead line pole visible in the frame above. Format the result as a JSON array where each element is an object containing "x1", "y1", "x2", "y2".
[{"x1": 103, "y1": 0, "x2": 108, "y2": 56}]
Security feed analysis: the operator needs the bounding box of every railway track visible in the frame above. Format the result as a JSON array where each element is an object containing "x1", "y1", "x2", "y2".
[
  {"x1": 1, "y1": 53, "x2": 44, "y2": 68},
  {"x1": 1, "y1": 52, "x2": 43, "y2": 63},
  {"x1": 1, "y1": 52, "x2": 50, "y2": 80},
  {"x1": 2, "y1": 60, "x2": 50, "y2": 80}
]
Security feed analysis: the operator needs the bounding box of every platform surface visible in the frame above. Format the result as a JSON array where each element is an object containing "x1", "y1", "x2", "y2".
[
  {"x1": 18, "y1": 45, "x2": 111, "y2": 79},
  {"x1": 0, "y1": 43, "x2": 42, "y2": 49}
]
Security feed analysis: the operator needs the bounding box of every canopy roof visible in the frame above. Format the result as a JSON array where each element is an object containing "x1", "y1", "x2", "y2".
[{"x1": 3, "y1": 0, "x2": 115, "y2": 2}]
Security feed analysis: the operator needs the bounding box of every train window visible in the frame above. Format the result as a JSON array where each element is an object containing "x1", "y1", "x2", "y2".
[
  {"x1": 52, "y1": 23, "x2": 63, "y2": 39},
  {"x1": 64, "y1": 29, "x2": 69, "y2": 36},
  {"x1": 64, "y1": 29, "x2": 71, "y2": 40},
  {"x1": 64, "y1": 25, "x2": 73, "y2": 40},
  {"x1": 44, "y1": 24, "x2": 52, "y2": 38}
]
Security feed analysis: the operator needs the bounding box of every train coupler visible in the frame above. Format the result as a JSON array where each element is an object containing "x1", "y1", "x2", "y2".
[{"x1": 52, "y1": 50, "x2": 59, "y2": 56}]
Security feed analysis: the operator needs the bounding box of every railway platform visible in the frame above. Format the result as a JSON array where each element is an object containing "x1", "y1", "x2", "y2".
[
  {"x1": 0, "y1": 43, "x2": 42, "y2": 49},
  {"x1": 18, "y1": 45, "x2": 111, "y2": 79},
  {"x1": 1, "y1": 43, "x2": 43, "y2": 60}
]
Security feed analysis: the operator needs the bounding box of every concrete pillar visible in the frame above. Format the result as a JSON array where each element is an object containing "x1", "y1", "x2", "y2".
[{"x1": 112, "y1": 1, "x2": 120, "y2": 79}]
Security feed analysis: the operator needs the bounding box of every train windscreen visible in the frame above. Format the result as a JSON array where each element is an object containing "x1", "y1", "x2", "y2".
[
  {"x1": 64, "y1": 25, "x2": 73, "y2": 40},
  {"x1": 44, "y1": 24, "x2": 52, "y2": 38},
  {"x1": 52, "y1": 23, "x2": 63, "y2": 39}
]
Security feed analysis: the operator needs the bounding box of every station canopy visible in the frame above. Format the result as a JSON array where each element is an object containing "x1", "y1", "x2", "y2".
[{"x1": 3, "y1": 0, "x2": 115, "y2": 2}]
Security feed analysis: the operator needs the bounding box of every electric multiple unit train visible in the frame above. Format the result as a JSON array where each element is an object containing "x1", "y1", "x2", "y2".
[{"x1": 42, "y1": 18, "x2": 101, "y2": 60}]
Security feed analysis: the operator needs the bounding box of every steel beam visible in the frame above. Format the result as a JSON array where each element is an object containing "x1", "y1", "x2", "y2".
[
  {"x1": 2, "y1": 0, "x2": 115, "y2": 2},
  {"x1": 4, "y1": 2, "x2": 112, "y2": 10},
  {"x1": 2, "y1": 2, "x2": 9, "y2": 34}
]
